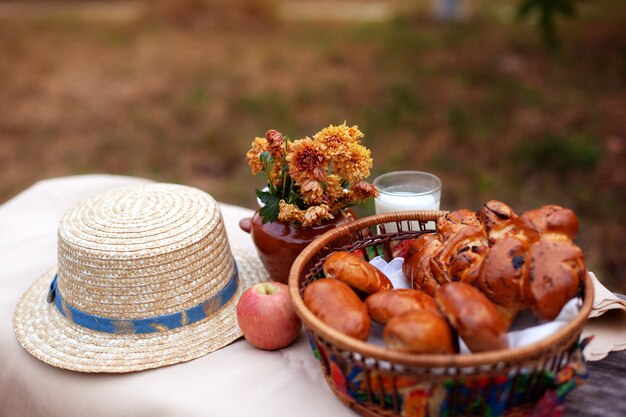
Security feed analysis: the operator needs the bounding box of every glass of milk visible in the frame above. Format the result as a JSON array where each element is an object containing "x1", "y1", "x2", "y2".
[{"x1": 373, "y1": 171, "x2": 442, "y2": 232}]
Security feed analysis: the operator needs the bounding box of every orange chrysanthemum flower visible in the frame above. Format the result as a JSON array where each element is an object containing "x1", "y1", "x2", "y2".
[
  {"x1": 301, "y1": 204, "x2": 334, "y2": 227},
  {"x1": 246, "y1": 137, "x2": 268, "y2": 175},
  {"x1": 334, "y1": 142, "x2": 373, "y2": 184},
  {"x1": 286, "y1": 137, "x2": 328, "y2": 185},
  {"x1": 299, "y1": 178, "x2": 325, "y2": 205},
  {"x1": 324, "y1": 174, "x2": 345, "y2": 203},
  {"x1": 346, "y1": 181, "x2": 380, "y2": 204},
  {"x1": 265, "y1": 129, "x2": 285, "y2": 161},
  {"x1": 278, "y1": 200, "x2": 304, "y2": 224},
  {"x1": 313, "y1": 122, "x2": 364, "y2": 158},
  {"x1": 278, "y1": 201, "x2": 334, "y2": 227}
]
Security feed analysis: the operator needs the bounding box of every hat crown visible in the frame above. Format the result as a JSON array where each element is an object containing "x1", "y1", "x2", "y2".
[{"x1": 56, "y1": 184, "x2": 234, "y2": 319}]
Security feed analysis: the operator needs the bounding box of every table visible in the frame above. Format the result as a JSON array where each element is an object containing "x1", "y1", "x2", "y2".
[
  {"x1": 568, "y1": 349, "x2": 626, "y2": 416},
  {"x1": 0, "y1": 175, "x2": 623, "y2": 417}
]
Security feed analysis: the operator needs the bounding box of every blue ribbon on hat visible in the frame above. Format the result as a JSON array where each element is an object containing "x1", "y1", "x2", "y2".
[{"x1": 47, "y1": 262, "x2": 239, "y2": 334}]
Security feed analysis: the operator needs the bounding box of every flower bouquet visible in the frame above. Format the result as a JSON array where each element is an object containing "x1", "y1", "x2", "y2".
[
  {"x1": 241, "y1": 122, "x2": 379, "y2": 282},
  {"x1": 246, "y1": 123, "x2": 379, "y2": 227}
]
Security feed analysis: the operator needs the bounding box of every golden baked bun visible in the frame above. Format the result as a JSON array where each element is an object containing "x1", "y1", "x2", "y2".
[
  {"x1": 518, "y1": 204, "x2": 584, "y2": 320},
  {"x1": 303, "y1": 278, "x2": 371, "y2": 340},
  {"x1": 436, "y1": 209, "x2": 481, "y2": 241},
  {"x1": 323, "y1": 251, "x2": 393, "y2": 294},
  {"x1": 479, "y1": 200, "x2": 516, "y2": 237},
  {"x1": 521, "y1": 205, "x2": 579, "y2": 241},
  {"x1": 401, "y1": 234, "x2": 441, "y2": 296},
  {"x1": 523, "y1": 238, "x2": 586, "y2": 320},
  {"x1": 398, "y1": 201, "x2": 586, "y2": 327},
  {"x1": 383, "y1": 310, "x2": 457, "y2": 354},
  {"x1": 401, "y1": 234, "x2": 436, "y2": 262},
  {"x1": 477, "y1": 235, "x2": 528, "y2": 311},
  {"x1": 491, "y1": 304, "x2": 520, "y2": 331},
  {"x1": 430, "y1": 225, "x2": 488, "y2": 285},
  {"x1": 436, "y1": 282, "x2": 509, "y2": 353},
  {"x1": 365, "y1": 289, "x2": 440, "y2": 324},
  {"x1": 478, "y1": 200, "x2": 539, "y2": 246}
]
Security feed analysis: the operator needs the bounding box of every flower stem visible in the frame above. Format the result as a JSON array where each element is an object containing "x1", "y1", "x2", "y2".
[{"x1": 281, "y1": 169, "x2": 287, "y2": 199}]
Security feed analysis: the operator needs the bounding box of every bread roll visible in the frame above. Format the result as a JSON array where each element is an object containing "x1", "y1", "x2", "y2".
[
  {"x1": 523, "y1": 239, "x2": 585, "y2": 320},
  {"x1": 401, "y1": 234, "x2": 436, "y2": 262},
  {"x1": 303, "y1": 278, "x2": 371, "y2": 340},
  {"x1": 323, "y1": 251, "x2": 393, "y2": 294},
  {"x1": 430, "y1": 225, "x2": 488, "y2": 285},
  {"x1": 383, "y1": 310, "x2": 457, "y2": 354},
  {"x1": 436, "y1": 282, "x2": 509, "y2": 352},
  {"x1": 478, "y1": 235, "x2": 528, "y2": 311},
  {"x1": 517, "y1": 205, "x2": 585, "y2": 320},
  {"x1": 478, "y1": 200, "x2": 538, "y2": 245},
  {"x1": 436, "y1": 209, "x2": 481, "y2": 241},
  {"x1": 479, "y1": 200, "x2": 519, "y2": 240},
  {"x1": 401, "y1": 234, "x2": 441, "y2": 296},
  {"x1": 400, "y1": 201, "x2": 586, "y2": 327},
  {"x1": 365, "y1": 289, "x2": 440, "y2": 324},
  {"x1": 521, "y1": 205, "x2": 579, "y2": 240},
  {"x1": 491, "y1": 303, "x2": 520, "y2": 331}
]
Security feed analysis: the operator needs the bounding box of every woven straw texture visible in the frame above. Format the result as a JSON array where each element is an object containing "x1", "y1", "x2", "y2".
[{"x1": 13, "y1": 183, "x2": 268, "y2": 373}]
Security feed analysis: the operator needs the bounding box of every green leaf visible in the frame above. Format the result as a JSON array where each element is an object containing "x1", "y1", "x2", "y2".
[
  {"x1": 258, "y1": 151, "x2": 278, "y2": 194},
  {"x1": 259, "y1": 151, "x2": 273, "y2": 166},
  {"x1": 255, "y1": 188, "x2": 272, "y2": 201},
  {"x1": 287, "y1": 187, "x2": 303, "y2": 207},
  {"x1": 256, "y1": 189, "x2": 280, "y2": 223}
]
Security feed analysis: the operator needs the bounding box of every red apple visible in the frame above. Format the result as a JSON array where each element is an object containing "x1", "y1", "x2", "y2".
[{"x1": 236, "y1": 282, "x2": 302, "y2": 350}]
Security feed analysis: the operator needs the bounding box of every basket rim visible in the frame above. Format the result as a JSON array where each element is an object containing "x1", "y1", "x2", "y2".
[{"x1": 288, "y1": 210, "x2": 594, "y2": 368}]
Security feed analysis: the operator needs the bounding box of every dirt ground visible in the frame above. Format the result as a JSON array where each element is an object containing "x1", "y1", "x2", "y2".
[{"x1": 0, "y1": 0, "x2": 625, "y2": 292}]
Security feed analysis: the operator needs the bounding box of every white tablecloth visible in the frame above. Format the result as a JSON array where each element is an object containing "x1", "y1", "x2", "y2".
[{"x1": 0, "y1": 175, "x2": 353, "y2": 417}]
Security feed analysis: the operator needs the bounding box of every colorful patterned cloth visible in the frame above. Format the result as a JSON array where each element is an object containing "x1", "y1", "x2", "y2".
[{"x1": 308, "y1": 332, "x2": 589, "y2": 417}]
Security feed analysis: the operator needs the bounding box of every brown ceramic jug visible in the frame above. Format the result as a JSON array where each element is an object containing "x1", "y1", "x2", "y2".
[{"x1": 239, "y1": 210, "x2": 356, "y2": 284}]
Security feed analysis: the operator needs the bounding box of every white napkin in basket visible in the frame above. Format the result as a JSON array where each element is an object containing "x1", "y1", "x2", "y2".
[
  {"x1": 581, "y1": 272, "x2": 626, "y2": 361},
  {"x1": 369, "y1": 256, "x2": 407, "y2": 289},
  {"x1": 588, "y1": 272, "x2": 626, "y2": 318}
]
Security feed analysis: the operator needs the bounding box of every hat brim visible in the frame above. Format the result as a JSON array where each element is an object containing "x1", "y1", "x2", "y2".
[{"x1": 13, "y1": 248, "x2": 268, "y2": 373}]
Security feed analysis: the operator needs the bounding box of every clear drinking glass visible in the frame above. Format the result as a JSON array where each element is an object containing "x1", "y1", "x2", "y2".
[{"x1": 373, "y1": 171, "x2": 442, "y2": 231}]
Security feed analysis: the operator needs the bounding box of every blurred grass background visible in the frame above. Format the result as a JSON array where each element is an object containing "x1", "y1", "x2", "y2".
[{"x1": 0, "y1": 0, "x2": 624, "y2": 292}]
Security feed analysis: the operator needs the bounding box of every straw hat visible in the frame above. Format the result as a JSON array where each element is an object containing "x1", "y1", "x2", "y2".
[{"x1": 13, "y1": 183, "x2": 268, "y2": 373}]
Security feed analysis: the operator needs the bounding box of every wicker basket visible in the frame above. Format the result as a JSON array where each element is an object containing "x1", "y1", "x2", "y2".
[{"x1": 288, "y1": 211, "x2": 593, "y2": 417}]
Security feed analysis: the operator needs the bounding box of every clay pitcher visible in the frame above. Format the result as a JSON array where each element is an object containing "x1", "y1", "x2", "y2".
[{"x1": 239, "y1": 210, "x2": 356, "y2": 284}]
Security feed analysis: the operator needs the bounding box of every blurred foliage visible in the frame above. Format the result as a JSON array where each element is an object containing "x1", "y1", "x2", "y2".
[
  {"x1": 517, "y1": 0, "x2": 577, "y2": 50},
  {"x1": 515, "y1": 133, "x2": 602, "y2": 174}
]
